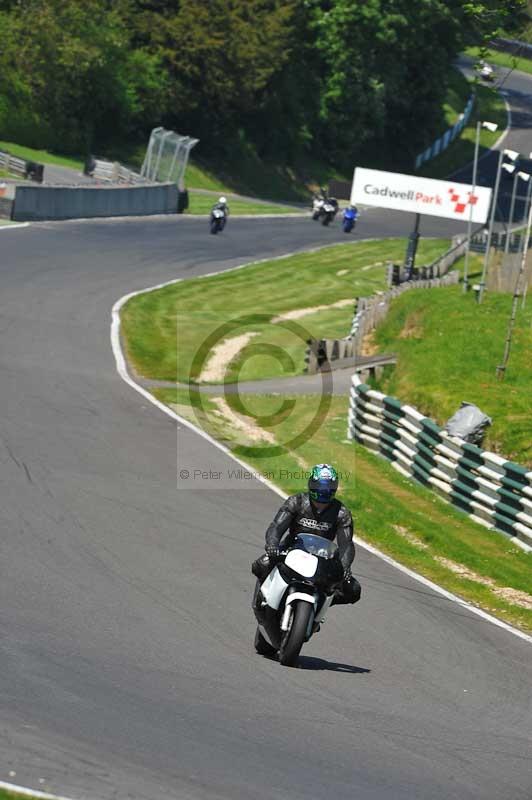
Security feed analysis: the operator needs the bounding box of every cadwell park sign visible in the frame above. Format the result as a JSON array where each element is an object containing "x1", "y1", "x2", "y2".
[{"x1": 351, "y1": 167, "x2": 492, "y2": 224}]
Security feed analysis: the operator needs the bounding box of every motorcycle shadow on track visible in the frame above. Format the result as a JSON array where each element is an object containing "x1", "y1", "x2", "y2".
[{"x1": 297, "y1": 656, "x2": 371, "y2": 673}]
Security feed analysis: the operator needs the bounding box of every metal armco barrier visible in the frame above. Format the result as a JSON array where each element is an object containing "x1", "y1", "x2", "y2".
[
  {"x1": 12, "y1": 183, "x2": 178, "y2": 221},
  {"x1": 84, "y1": 157, "x2": 146, "y2": 185},
  {"x1": 348, "y1": 373, "x2": 532, "y2": 551},
  {"x1": 305, "y1": 270, "x2": 460, "y2": 373},
  {"x1": 415, "y1": 94, "x2": 475, "y2": 170},
  {"x1": 0, "y1": 150, "x2": 44, "y2": 182}
]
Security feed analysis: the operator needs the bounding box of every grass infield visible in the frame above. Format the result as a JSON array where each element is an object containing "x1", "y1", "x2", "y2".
[{"x1": 120, "y1": 238, "x2": 449, "y2": 385}]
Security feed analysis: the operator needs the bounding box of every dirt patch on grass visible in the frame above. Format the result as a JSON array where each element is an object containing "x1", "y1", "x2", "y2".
[
  {"x1": 398, "y1": 310, "x2": 424, "y2": 340},
  {"x1": 361, "y1": 330, "x2": 380, "y2": 356},
  {"x1": 271, "y1": 298, "x2": 353, "y2": 323},
  {"x1": 436, "y1": 556, "x2": 532, "y2": 610},
  {"x1": 210, "y1": 396, "x2": 276, "y2": 444},
  {"x1": 393, "y1": 525, "x2": 430, "y2": 550},
  {"x1": 200, "y1": 332, "x2": 259, "y2": 382}
]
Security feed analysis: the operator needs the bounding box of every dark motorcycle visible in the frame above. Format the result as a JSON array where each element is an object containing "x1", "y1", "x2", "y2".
[{"x1": 253, "y1": 532, "x2": 344, "y2": 667}]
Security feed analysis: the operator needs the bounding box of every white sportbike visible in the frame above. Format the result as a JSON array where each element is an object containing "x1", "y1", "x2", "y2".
[{"x1": 253, "y1": 532, "x2": 344, "y2": 667}]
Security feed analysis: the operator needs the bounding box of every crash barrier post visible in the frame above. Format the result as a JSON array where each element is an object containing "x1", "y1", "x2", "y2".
[
  {"x1": 304, "y1": 270, "x2": 459, "y2": 373},
  {"x1": 11, "y1": 183, "x2": 179, "y2": 221},
  {"x1": 0, "y1": 150, "x2": 44, "y2": 183},
  {"x1": 388, "y1": 235, "x2": 468, "y2": 287},
  {"x1": 348, "y1": 373, "x2": 532, "y2": 550},
  {"x1": 415, "y1": 94, "x2": 475, "y2": 170}
]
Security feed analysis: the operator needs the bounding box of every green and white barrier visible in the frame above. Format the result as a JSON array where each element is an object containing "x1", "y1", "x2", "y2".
[{"x1": 348, "y1": 374, "x2": 532, "y2": 551}]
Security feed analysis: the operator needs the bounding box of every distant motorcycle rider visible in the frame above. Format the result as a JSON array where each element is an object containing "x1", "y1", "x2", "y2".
[
  {"x1": 253, "y1": 464, "x2": 361, "y2": 605},
  {"x1": 211, "y1": 195, "x2": 229, "y2": 223}
]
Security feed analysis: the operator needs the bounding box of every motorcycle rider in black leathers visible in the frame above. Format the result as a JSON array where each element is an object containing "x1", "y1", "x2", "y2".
[{"x1": 252, "y1": 464, "x2": 361, "y2": 605}]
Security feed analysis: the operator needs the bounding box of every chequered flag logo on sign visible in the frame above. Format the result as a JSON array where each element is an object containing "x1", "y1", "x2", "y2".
[{"x1": 448, "y1": 187, "x2": 478, "y2": 214}]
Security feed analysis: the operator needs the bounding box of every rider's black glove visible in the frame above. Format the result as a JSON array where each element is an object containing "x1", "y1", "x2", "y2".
[{"x1": 265, "y1": 544, "x2": 280, "y2": 560}]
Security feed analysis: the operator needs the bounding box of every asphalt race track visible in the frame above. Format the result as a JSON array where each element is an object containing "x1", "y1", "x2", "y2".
[{"x1": 1, "y1": 68, "x2": 532, "y2": 800}]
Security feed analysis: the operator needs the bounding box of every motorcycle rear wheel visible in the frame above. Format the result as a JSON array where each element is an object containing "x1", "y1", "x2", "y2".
[{"x1": 279, "y1": 601, "x2": 313, "y2": 667}]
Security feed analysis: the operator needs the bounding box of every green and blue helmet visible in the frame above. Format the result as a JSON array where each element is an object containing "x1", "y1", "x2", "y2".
[{"x1": 308, "y1": 463, "x2": 338, "y2": 503}]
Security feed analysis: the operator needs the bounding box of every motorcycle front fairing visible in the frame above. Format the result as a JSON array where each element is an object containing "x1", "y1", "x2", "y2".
[{"x1": 254, "y1": 534, "x2": 343, "y2": 649}]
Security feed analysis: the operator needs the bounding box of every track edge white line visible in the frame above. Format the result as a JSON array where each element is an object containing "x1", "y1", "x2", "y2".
[{"x1": 0, "y1": 779, "x2": 78, "y2": 800}]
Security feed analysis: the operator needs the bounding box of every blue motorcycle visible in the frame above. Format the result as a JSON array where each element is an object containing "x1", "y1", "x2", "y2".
[{"x1": 342, "y1": 206, "x2": 358, "y2": 233}]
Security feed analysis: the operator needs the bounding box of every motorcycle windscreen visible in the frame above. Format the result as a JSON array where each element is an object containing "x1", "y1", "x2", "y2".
[{"x1": 284, "y1": 550, "x2": 318, "y2": 578}]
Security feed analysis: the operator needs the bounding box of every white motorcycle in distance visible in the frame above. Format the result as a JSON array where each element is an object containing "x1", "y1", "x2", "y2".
[
  {"x1": 476, "y1": 59, "x2": 495, "y2": 82},
  {"x1": 253, "y1": 532, "x2": 344, "y2": 667},
  {"x1": 311, "y1": 194, "x2": 339, "y2": 226},
  {"x1": 210, "y1": 207, "x2": 227, "y2": 234}
]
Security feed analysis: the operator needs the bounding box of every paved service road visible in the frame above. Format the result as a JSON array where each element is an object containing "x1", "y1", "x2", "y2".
[{"x1": 1, "y1": 210, "x2": 531, "y2": 800}]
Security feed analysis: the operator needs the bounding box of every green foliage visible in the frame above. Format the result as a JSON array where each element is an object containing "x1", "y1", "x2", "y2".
[{"x1": 0, "y1": 1, "x2": 520, "y2": 165}]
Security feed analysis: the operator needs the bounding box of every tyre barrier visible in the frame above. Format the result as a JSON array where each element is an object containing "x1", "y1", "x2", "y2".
[{"x1": 348, "y1": 373, "x2": 532, "y2": 551}]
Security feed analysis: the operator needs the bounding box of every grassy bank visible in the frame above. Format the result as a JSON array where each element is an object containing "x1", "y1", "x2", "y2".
[
  {"x1": 154, "y1": 386, "x2": 532, "y2": 633},
  {"x1": 0, "y1": 139, "x2": 83, "y2": 171},
  {"x1": 368, "y1": 282, "x2": 532, "y2": 466},
  {"x1": 120, "y1": 238, "x2": 449, "y2": 385}
]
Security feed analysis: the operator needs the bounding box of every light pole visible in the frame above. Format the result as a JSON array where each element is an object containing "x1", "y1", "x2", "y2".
[
  {"x1": 463, "y1": 120, "x2": 498, "y2": 294},
  {"x1": 496, "y1": 187, "x2": 532, "y2": 379},
  {"x1": 479, "y1": 148, "x2": 519, "y2": 303},
  {"x1": 521, "y1": 175, "x2": 532, "y2": 309},
  {"x1": 502, "y1": 166, "x2": 528, "y2": 259}
]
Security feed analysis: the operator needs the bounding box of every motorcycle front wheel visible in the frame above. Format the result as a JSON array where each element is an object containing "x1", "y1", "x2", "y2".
[
  {"x1": 279, "y1": 601, "x2": 314, "y2": 667},
  {"x1": 321, "y1": 215, "x2": 330, "y2": 226},
  {"x1": 210, "y1": 221, "x2": 219, "y2": 235}
]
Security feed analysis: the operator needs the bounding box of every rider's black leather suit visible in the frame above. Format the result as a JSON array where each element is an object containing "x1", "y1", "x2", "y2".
[
  {"x1": 252, "y1": 493, "x2": 360, "y2": 606},
  {"x1": 265, "y1": 492, "x2": 355, "y2": 570}
]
